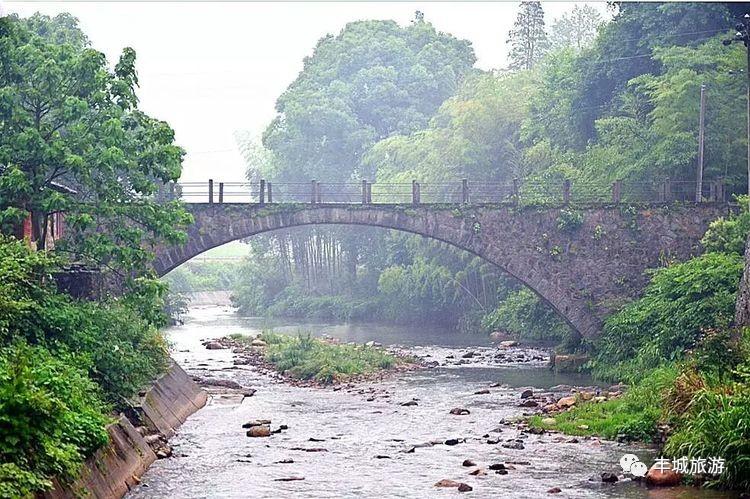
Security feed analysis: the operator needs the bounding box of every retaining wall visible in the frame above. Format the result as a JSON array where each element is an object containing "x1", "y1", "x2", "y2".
[{"x1": 41, "y1": 362, "x2": 207, "y2": 498}]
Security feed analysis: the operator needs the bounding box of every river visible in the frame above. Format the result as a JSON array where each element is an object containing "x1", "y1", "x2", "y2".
[{"x1": 126, "y1": 304, "x2": 733, "y2": 499}]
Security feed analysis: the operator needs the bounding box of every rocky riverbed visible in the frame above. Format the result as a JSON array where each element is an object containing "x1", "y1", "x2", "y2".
[{"x1": 126, "y1": 305, "x2": 733, "y2": 499}]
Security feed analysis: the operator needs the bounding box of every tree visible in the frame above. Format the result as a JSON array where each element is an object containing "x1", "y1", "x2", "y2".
[
  {"x1": 0, "y1": 14, "x2": 190, "y2": 274},
  {"x1": 262, "y1": 17, "x2": 476, "y2": 182},
  {"x1": 549, "y1": 5, "x2": 603, "y2": 51},
  {"x1": 506, "y1": 1, "x2": 549, "y2": 70}
]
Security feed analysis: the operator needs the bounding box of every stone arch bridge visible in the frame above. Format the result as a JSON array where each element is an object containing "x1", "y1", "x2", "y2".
[{"x1": 153, "y1": 201, "x2": 731, "y2": 339}]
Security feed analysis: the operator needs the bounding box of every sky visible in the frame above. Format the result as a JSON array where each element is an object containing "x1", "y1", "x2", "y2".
[{"x1": 2, "y1": 1, "x2": 611, "y2": 183}]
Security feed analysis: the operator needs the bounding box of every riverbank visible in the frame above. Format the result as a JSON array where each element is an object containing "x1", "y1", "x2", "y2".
[
  {"x1": 42, "y1": 363, "x2": 207, "y2": 498},
  {"x1": 123, "y1": 305, "x2": 736, "y2": 498}
]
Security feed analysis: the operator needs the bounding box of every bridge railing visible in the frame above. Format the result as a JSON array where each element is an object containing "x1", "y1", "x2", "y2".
[{"x1": 173, "y1": 178, "x2": 729, "y2": 205}]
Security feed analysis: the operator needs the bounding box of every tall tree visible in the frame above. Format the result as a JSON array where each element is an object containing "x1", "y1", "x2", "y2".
[
  {"x1": 262, "y1": 15, "x2": 476, "y2": 182},
  {"x1": 0, "y1": 14, "x2": 190, "y2": 274},
  {"x1": 549, "y1": 5, "x2": 603, "y2": 51},
  {"x1": 506, "y1": 1, "x2": 549, "y2": 70}
]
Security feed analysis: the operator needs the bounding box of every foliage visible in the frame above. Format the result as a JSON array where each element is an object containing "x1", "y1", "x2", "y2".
[
  {"x1": 556, "y1": 208, "x2": 583, "y2": 231},
  {"x1": 530, "y1": 366, "x2": 678, "y2": 442},
  {"x1": 548, "y1": 5, "x2": 603, "y2": 52},
  {"x1": 507, "y1": 1, "x2": 549, "y2": 70},
  {"x1": 262, "y1": 14, "x2": 476, "y2": 183},
  {"x1": 590, "y1": 252, "x2": 743, "y2": 382},
  {"x1": 0, "y1": 13, "x2": 190, "y2": 274},
  {"x1": 0, "y1": 342, "x2": 110, "y2": 496},
  {"x1": 231, "y1": 332, "x2": 402, "y2": 384},
  {"x1": 164, "y1": 260, "x2": 240, "y2": 293},
  {"x1": 482, "y1": 289, "x2": 573, "y2": 345},
  {"x1": 701, "y1": 198, "x2": 750, "y2": 256},
  {"x1": 0, "y1": 237, "x2": 169, "y2": 406},
  {"x1": 664, "y1": 365, "x2": 750, "y2": 490}
]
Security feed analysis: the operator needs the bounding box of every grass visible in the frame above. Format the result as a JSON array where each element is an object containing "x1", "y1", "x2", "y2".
[
  {"x1": 230, "y1": 331, "x2": 404, "y2": 383},
  {"x1": 529, "y1": 366, "x2": 678, "y2": 442}
]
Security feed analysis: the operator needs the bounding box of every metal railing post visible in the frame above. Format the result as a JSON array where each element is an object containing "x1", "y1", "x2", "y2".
[
  {"x1": 259, "y1": 179, "x2": 266, "y2": 206},
  {"x1": 362, "y1": 180, "x2": 367, "y2": 204},
  {"x1": 412, "y1": 180, "x2": 419, "y2": 205},
  {"x1": 664, "y1": 177, "x2": 672, "y2": 203},
  {"x1": 512, "y1": 178, "x2": 519, "y2": 206},
  {"x1": 612, "y1": 180, "x2": 622, "y2": 204},
  {"x1": 563, "y1": 179, "x2": 571, "y2": 204},
  {"x1": 267, "y1": 182, "x2": 273, "y2": 203},
  {"x1": 218, "y1": 182, "x2": 224, "y2": 204},
  {"x1": 366, "y1": 181, "x2": 372, "y2": 204},
  {"x1": 208, "y1": 179, "x2": 214, "y2": 205},
  {"x1": 311, "y1": 180, "x2": 317, "y2": 204},
  {"x1": 315, "y1": 182, "x2": 322, "y2": 203},
  {"x1": 462, "y1": 178, "x2": 469, "y2": 203}
]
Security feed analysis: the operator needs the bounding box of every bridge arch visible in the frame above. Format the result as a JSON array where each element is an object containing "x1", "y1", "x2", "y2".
[{"x1": 154, "y1": 203, "x2": 729, "y2": 338}]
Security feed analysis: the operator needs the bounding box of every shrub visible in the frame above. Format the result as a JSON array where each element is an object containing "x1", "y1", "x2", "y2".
[
  {"x1": 701, "y1": 196, "x2": 750, "y2": 256},
  {"x1": 235, "y1": 332, "x2": 402, "y2": 383},
  {"x1": 556, "y1": 208, "x2": 584, "y2": 231},
  {"x1": 0, "y1": 238, "x2": 170, "y2": 407},
  {"x1": 590, "y1": 252, "x2": 743, "y2": 381},
  {"x1": 482, "y1": 289, "x2": 575, "y2": 347},
  {"x1": 665, "y1": 371, "x2": 750, "y2": 490},
  {"x1": 0, "y1": 342, "x2": 110, "y2": 496},
  {"x1": 531, "y1": 366, "x2": 678, "y2": 442}
]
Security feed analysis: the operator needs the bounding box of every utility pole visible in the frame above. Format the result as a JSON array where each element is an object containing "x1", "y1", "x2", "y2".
[
  {"x1": 724, "y1": 13, "x2": 750, "y2": 209},
  {"x1": 696, "y1": 83, "x2": 706, "y2": 202}
]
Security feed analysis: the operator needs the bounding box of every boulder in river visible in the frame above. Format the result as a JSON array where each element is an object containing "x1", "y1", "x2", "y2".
[
  {"x1": 519, "y1": 399, "x2": 538, "y2": 407},
  {"x1": 401, "y1": 400, "x2": 418, "y2": 407},
  {"x1": 645, "y1": 463, "x2": 681, "y2": 487},
  {"x1": 520, "y1": 389, "x2": 534, "y2": 399},
  {"x1": 204, "y1": 341, "x2": 225, "y2": 350},
  {"x1": 242, "y1": 419, "x2": 271, "y2": 428},
  {"x1": 458, "y1": 483, "x2": 473, "y2": 492},
  {"x1": 601, "y1": 472, "x2": 618, "y2": 483},
  {"x1": 488, "y1": 463, "x2": 505, "y2": 471},
  {"x1": 547, "y1": 487, "x2": 562, "y2": 494},
  {"x1": 449, "y1": 408, "x2": 470, "y2": 415},
  {"x1": 246, "y1": 425, "x2": 271, "y2": 437},
  {"x1": 499, "y1": 340, "x2": 518, "y2": 348},
  {"x1": 444, "y1": 438, "x2": 461, "y2": 446},
  {"x1": 556, "y1": 396, "x2": 577, "y2": 409},
  {"x1": 250, "y1": 339, "x2": 267, "y2": 347},
  {"x1": 462, "y1": 459, "x2": 476, "y2": 467},
  {"x1": 501, "y1": 441, "x2": 524, "y2": 450},
  {"x1": 434, "y1": 479, "x2": 461, "y2": 488},
  {"x1": 194, "y1": 377, "x2": 244, "y2": 390},
  {"x1": 469, "y1": 468, "x2": 486, "y2": 476},
  {"x1": 473, "y1": 389, "x2": 490, "y2": 395}
]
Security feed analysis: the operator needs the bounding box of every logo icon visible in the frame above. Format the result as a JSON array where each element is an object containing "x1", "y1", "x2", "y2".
[{"x1": 620, "y1": 454, "x2": 648, "y2": 477}]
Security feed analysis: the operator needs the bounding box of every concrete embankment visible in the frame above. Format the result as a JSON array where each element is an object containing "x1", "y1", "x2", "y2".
[{"x1": 42, "y1": 362, "x2": 207, "y2": 499}]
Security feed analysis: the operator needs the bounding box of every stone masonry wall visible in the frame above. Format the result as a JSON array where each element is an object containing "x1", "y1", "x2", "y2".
[{"x1": 154, "y1": 203, "x2": 731, "y2": 338}]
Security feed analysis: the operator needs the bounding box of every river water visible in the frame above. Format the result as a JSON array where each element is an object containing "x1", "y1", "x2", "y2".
[{"x1": 127, "y1": 305, "x2": 733, "y2": 499}]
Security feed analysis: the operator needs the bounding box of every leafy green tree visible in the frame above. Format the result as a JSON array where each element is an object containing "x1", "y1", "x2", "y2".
[
  {"x1": 364, "y1": 71, "x2": 535, "y2": 184},
  {"x1": 507, "y1": 1, "x2": 549, "y2": 70},
  {"x1": 549, "y1": 5, "x2": 603, "y2": 51},
  {"x1": 571, "y1": 2, "x2": 732, "y2": 142},
  {"x1": 262, "y1": 15, "x2": 476, "y2": 182},
  {"x1": 0, "y1": 14, "x2": 190, "y2": 274}
]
